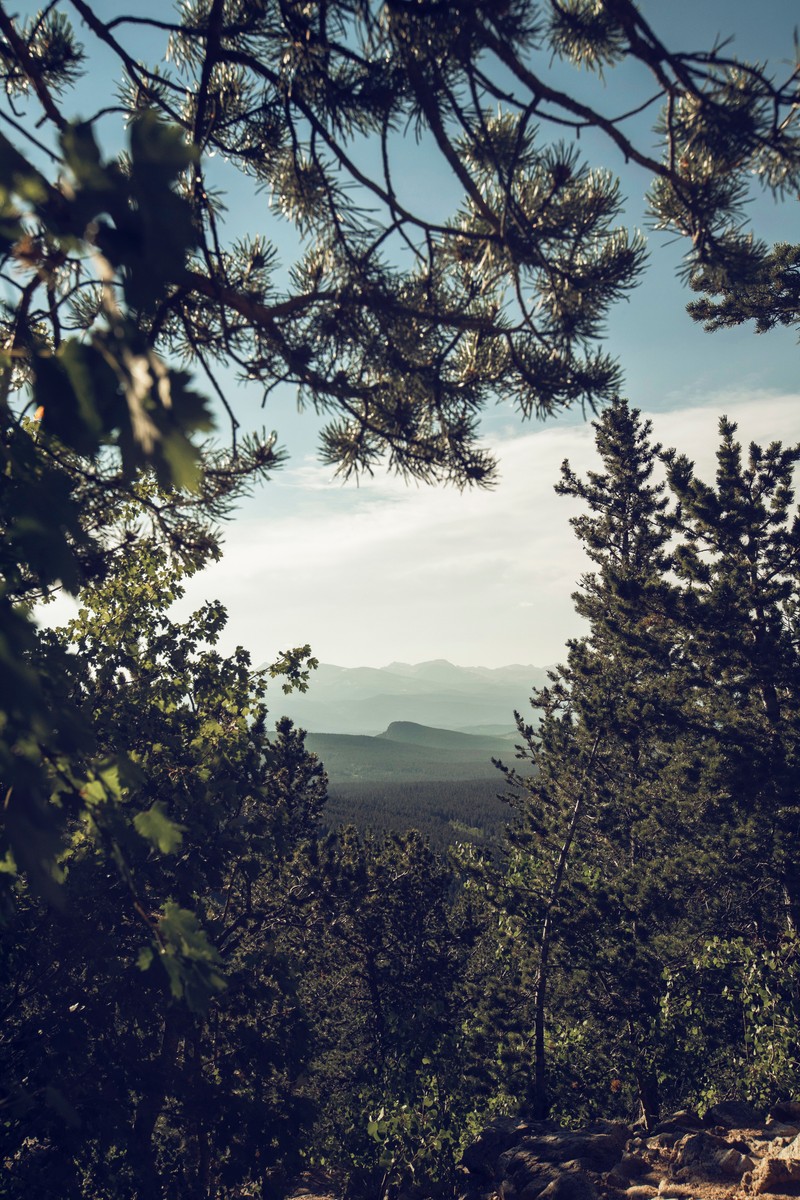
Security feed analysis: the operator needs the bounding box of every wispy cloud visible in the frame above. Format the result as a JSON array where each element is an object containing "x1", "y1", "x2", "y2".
[{"x1": 170, "y1": 390, "x2": 800, "y2": 668}]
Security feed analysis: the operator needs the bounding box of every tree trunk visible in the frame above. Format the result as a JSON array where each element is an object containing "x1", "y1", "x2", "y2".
[
  {"x1": 636, "y1": 1068, "x2": 660, "y2": 1131},
  {"x1": 529, "y1": 732, "x2": 601, "y2": 1120},
  {"x1": 130, "y1": 1005, "x2": 184, "y2": 1195}
]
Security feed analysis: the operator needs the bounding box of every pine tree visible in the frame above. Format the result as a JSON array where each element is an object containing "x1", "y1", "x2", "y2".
[
  {"x1": 499, "y1": 404, "x2": 800, "y2": 1122},
  {"x1": 496, "y1": 399, "x2": 686, "y2": 1124},
  {"x1": 665, "y1": 422, "x2": 800, "y2": 936}
]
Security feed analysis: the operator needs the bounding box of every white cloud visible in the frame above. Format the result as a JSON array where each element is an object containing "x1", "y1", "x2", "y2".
[{"x1": 173, "y1": 389, "x2": 800, "y2": 669}]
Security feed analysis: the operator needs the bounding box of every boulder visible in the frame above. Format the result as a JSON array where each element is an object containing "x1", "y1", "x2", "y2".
[
  {"x1": 537, "y1": 1173, "x2": 598, "y2": 1200},
  {"x1": 770, "y1": 1102, "x2": 800, "y2": 1124},
  {"x1": 764, "y1": 1121, "x2": 800, "y2": 1139},
  {"x1": 717, "y1": 1148, "x2": 755, "y2": 1177},
  {"x1": 777, "y1": 1134, "x2": 800, "y2": 1161},
  {"x1": 705, "y1": 1100, "x2": 762, "y2": 1128},
  {"x1": 616, "y1": 1153, "x2": 650, "y2": 1180},
  {"x1": 461, "y1": 1119, "x2": 534, "y2": 1179},
  {"x1": 749, "y1": 1154, "x2": 800, "y2": 1194},
  {"x1": 651, "y1": 1111, "x2": 704, "y2": 1135},
  {"x1": 509, "y1": 1126, "x2": 629, "y2": 1174},
  {"x1": 646, "y1": 1133, "x2": 681, "y2": 1151},
  {"x1": 501, "y1": 1151, "x2": 564, "y2": 1199},
  {"x1": 606, "y1": 1168, "x2": 632, "y2": 1189},
  {"x1": 672, "y1": 1132, "x2": 730, "y2": 1171}
]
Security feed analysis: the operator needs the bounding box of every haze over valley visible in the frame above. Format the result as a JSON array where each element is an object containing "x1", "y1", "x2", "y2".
[
  {"x1": 270, "y1": 661, "x2": 547, "y2": 847},
  {"x1": 271, "y1": 658, "x2": 551, "y2": 735}
]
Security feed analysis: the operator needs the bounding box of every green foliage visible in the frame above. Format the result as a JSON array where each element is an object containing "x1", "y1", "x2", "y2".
[
  {"x1": 688, "y1": 242, "x2": 800, "y2": 335},
  {"x1": 725, "y1": 934, "x2": 800, "y2": 1104},
  {"x1": 1, "y1": 545, "x2": 327, "y2": 1196},
  {"x1": 156, "y1": 902, "x2": 227, "y2": 1012},
  {"x1": 1, "y1": 5, "x2": 800, "y2": 1189},
  {"x1": 2, "y1": 1, "x2": 798, "y2": 488},
  {"x1": 324, "y1": 778, "x2": 509, "y2": 850},
  {"x1": 366, "y1": 1073, "x2": 459, "y2": 1199},
  {"x1": 0, "y1": 116, "x2": 281, "y2": 916},
  {"x1": 488, "y1": 400, "x2": 800, "y2": 1127},
  {"x1": 290, "y1": 827, "x2": 485, "y2": 1195},
  {"x1": 133, "y1": 804, "x2": 185, "y2": 855},
  {"x1": 1, "y1": 0, "x2": 798, "y2": 959}
]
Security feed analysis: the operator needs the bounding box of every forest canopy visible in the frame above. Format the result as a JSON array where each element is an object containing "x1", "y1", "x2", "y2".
[{"x1": 1, "y1": 4, "x2": 800, "y2": 1197}]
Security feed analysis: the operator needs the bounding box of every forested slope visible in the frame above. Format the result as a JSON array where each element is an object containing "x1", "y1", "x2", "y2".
[{"x1": 304, "y1": 722, "x2": 524, "y2": 847}]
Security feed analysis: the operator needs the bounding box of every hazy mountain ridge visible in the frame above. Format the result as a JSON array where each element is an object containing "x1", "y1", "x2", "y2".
[
  {"x1": 270, "y1": 658, "x2": 550, "y2": 734},
  {"x1": 304, "y1": 721, "x2": 520, "y2": 784},
  {"x1": 378, "y1": 720, "x2": 517, "y2": 751}
]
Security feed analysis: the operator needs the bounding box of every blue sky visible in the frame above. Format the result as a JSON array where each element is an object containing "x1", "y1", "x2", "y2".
[{"x1": 23, "y1": 1, "x2": 800, "y2": 668}]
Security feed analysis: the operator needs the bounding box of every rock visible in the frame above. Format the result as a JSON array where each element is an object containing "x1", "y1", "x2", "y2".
[
  {"x1": 606, "y1": 1168, "x2": 632, "y2": 1189},
  {"x1": 705, "y1": 1099, "x2": 762, "y2": 1128},
  {"x1": 623, "y1": 1187, "x2": 657, "y2": 1199},
  {"x1": 651, "y1": 1112, "x2": 704, "y2": 1135},
  {"x1": 646, "y1": 1133, "x2": 681, "y2": 1151},
  {"x1": 461, "y1": 1119, "x2": 534, "y2": 1179},
  {"x1": 750, "y1": 1154, "x2": 800, "y2": 1194},
  {"x1": 777, "y1": 1134, "x2": 800, "y2": 1160},
  {"x1": 537, "y1": 1172, "x2": 598, "y2": 1200},
  {"x1": 764, "y1": 1123, "x2": 800, "y2": 1141},
  {"x1": 716, "y1": 1147, "x2": 755, "y2": 1177},
  {"x1": 770, "y1": 1102, "x2": 800, "y2": 1124},
  {"x1": 673, "y1": 1132, "x2": 730, "y2": 1171},
  {"x1": 508, "y1": 1128, "x2": 629, "y2": 1175},
  {"x1": 501, "y1": 1151, "x2": 565, "y2": 1200},
  {"x1": 616, "y1": 1154, "x2": 649, "y2": 1180}
]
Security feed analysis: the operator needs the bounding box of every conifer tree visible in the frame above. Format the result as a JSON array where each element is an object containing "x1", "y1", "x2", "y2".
[
  {"x1": 500, "y1": 403, "x2": 800, "y2": 1122},
  {"x1": 665, "y1": 422, "x2": 800, "y2": 936},
  {"x1": 497, "y1": 399, "x2": 685, "y2": 1124}
]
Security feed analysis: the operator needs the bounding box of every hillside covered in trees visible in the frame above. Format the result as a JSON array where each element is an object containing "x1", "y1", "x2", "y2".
[
  {"x1": 1, "y1": 2, "x2": 800, "y2": 1199},
  {"x1": 309, "y1": 721, "x2": 525, "y2": 848}
]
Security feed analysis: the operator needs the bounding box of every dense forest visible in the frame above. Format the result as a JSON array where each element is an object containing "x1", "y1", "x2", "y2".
[
  {"x1": 1, "y1": 2, "x2": 800, "y2": 1199},
  {"x1": 325, "y1": 777, "x2": 509, "y2": 848}
]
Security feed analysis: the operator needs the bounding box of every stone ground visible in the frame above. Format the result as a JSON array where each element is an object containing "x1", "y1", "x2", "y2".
[{"x1": 286, "y1": 1101, "x2": 800, "y2": 1200}]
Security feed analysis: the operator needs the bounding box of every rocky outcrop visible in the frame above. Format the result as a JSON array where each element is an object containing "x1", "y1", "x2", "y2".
[
  {"x1": 285, "y1": 1102, "x2": 800, "y2": 1199},
  {"x1": 457, "y1": 1102, "x2": 800, "y2": 1200}
]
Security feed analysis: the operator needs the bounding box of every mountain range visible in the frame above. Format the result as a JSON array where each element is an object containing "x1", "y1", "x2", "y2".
[{"x1": 268, "y1": 658, "x2": 551, "y2": 734}]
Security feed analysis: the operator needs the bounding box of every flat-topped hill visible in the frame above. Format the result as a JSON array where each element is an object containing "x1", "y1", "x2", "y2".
[{"x1": 378, "y1": 720, "x2": 516, "y2": 753}]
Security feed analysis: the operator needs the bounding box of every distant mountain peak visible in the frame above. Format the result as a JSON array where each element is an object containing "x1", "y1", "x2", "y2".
[
  {"x1": 377, "y1": 721, "x2": 516, "y2": 752},
  {"x1": 267, "y1": 658, "x2": 550, "y2": 734}
]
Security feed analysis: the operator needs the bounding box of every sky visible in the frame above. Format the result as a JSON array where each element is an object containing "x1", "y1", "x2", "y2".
[{"x1": 23, "y1": 0, "x2": 800, "y2": 669}]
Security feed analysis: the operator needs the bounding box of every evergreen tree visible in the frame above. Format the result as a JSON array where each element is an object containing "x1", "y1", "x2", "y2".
[
  {"x1": 495, "y1": 399, "x2": 684, "y2": 1123},
  {"x1": 498, "y1": 402, "x2": 800, "y2": 1124},
  {"x1": 665, "y1": 422, "x2": 800, "y2": 935}
]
